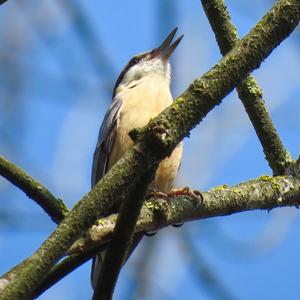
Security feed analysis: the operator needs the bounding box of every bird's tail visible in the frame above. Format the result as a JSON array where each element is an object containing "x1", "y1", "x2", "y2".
[{"x1": 91, "y1": 232, "x2": 144, "y2": 289}]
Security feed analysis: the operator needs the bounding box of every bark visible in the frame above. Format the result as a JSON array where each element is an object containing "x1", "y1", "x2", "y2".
[
  {"x1": 70, "y1": 175, "x2": 300, "y2": 254},
  {"x1": 201, "y1": 0, "x2": 292, "y2": 175},
  {"x1": 0, "y1": 156, "x2": 68, "y2": 224}
]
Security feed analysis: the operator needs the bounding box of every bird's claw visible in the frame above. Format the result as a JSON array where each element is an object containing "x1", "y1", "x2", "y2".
[
  {"x1": 168, "y1": 186, "x2": 202, "y2": 201},
  {"x1": 147, "y1": 189, "x2": 170, "y2": 200}
]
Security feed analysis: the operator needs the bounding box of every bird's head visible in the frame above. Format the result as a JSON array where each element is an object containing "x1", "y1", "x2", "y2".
[{"x1": 113, "y1": 28, "x2": 183, "y2": 98}]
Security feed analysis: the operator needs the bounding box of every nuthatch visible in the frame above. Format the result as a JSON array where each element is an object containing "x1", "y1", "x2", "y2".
[{"x1": 91, "y1": 28, "x2": 183, "y2": 289}]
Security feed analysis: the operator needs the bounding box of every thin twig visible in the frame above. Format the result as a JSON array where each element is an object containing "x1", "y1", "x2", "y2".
[
  {"x1": 0, "y1": 156, "x2": 68, "y2": 224},
  {"x1": 200, "y1": 0, "x2": 293, "y2": 175}
]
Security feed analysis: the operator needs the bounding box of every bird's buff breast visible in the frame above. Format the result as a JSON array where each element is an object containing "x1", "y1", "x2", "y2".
[{"x1": 107, "y1": 80, "x2": 182, "y2": 193}]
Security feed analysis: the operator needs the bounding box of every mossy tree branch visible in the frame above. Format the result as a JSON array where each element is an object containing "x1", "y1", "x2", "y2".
[
  {"x1": 200, "y1": 0, "x2": 293, "y2": 175},
  {"x1": 130, "y1": 0, "x2": 299, "y2": 162},
  {"x1": 0, "y1": 0, "x2": 299, "y2": 298},
  {"x1": 0, "y1": 149, "x2": 151, "y2": 300},
  {"x1": 0, "y1": 156, "x2": 68, "y2": 224},
  {"x1": 291, "y1": 155, "x2": 300, "y2": 176},
  {"x1": 69, "y1": 175, "x2": 300, "y2": 254},
  {"x1": 30, "y1": 248, "x2": 99, "y2": 299},
  {"x1": 25, "y1": 173, "x2": 300, "y2": 299},
  {"x1": 20, "y1": 173, "x2": 300, "y2": 298}
]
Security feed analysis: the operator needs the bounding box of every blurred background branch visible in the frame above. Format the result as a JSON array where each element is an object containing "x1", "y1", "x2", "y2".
[{"x1": 180, "y1": 227, "x2": 238, "y2": 300}]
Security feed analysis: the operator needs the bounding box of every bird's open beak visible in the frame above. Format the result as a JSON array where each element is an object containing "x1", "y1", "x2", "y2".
[{"x1": 152, "y1": 27, "x2": 183, "y2": 60}]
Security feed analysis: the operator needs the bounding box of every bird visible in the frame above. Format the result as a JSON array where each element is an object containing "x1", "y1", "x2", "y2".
[{"x1": 91, "y1": 27, "x2": 183, "y2": 290}]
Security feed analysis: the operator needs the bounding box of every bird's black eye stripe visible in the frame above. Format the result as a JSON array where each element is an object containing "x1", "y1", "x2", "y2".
[
  {"x1": 112, "y1": 53, "x2": 146, "y2": 98},
  {"x1": 130, "y1": 53, "x2": 148, "y2": 66},
  {"x1": 130, "y1": 57, "x2": 139, "y2": 65}
]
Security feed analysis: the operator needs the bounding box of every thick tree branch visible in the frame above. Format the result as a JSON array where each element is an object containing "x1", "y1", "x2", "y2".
[
  {"x1": 1, "y1": 1, "x2": 299, "y2": 298},
  {"x1": 1, "y1": 149, "x2": 150, "y2": 300},
  {"x1": 24, "y1": 173, "x2": 300, "y2": 299},
  {"x1": 9, "y1": 173, "x2": 299, "y2": 298},
  {"x1": 0, "y1": 156, "x2": 68, "y2": 224},
  {"x1": 200, "y1": 0, "x2": 292, "y2": 175},
  {"x1": 69, "y1": 175, "x2": 300, "y2": 254},
  {"x1": 31, "y1": 248, "x2": 98, "y2": 299}
]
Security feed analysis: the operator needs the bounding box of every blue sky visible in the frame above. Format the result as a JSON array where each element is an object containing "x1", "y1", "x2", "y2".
[{"x1": 0, "y1": 1, "x2": 300, "y2": 299}]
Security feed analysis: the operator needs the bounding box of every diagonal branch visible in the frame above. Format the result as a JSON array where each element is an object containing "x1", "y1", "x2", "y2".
[
  {"x1": 30, "y1": 248, "x2": 98, "y2": 299},
  {"x1": 92, "y1": 166, "x2": 157, "y2": 300},
  {"x1": 0, "y1": 156, "x2": 68, "y2": 224},
  {"x1": 1, "y1": 246, "x2": 102, "y2": 298},
  {"x1": 200, "y1": 0, "x2": 293, "y2": 175},
  {"x1": 1, "y1": 1, "x2": 299, "y2": 298}
]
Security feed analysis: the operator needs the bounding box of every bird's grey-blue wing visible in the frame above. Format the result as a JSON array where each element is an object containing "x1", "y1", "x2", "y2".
[
  {"x1": 90, "y1": 97, "x2": 122, "y2": 289},
  {"x1": 91, "y1": 98, "x2": 122, "y2": 188}
]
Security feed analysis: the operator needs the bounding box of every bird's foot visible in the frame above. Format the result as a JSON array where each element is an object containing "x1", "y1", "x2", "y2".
[
  {"x1": 168, "y1": 186, "x2": 203, "y2": 201},
  {"x1": 147, "y1": 188, "x2": 170, "y2": 200},
  {"x1": 145, "y1": 189, "x2": 169, "y2": 236},
  {"x1": 168, "y1": 187, "x2": 203, "y2": 228},
  {"x1": 145, "y1": 189, "x2": 171, "y2": 235}
]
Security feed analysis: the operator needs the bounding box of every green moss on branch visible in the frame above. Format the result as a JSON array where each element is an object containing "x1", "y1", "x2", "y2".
[
  {"x1": 33, "y1": 173, "x2": 300, "y2": 298},
  {"x1": 133, "y1": 0, "x2": 299, "y2": 165},
  {"x1": 201, "y1": 0, "x2": 292, "y2": 175},
  {"x1": 69, "y1": 175, "x2": 300, "y2": 254}
]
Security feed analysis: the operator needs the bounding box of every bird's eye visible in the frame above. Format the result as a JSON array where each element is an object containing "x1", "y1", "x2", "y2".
[{"x1": 131, "y1": 57, "x2": 139, "y2": 65}]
